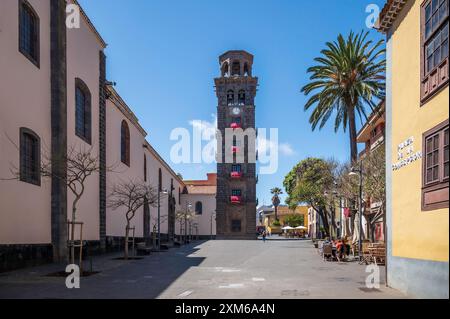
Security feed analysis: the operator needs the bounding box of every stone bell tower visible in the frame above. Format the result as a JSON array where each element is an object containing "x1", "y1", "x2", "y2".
[{"x1": 215, "y1": 50, "x2": 258, "y2": 239}]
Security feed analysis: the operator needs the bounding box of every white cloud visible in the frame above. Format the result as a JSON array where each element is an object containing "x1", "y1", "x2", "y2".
[
  {"x1": 189, "y1": 114, "x2": 217, "y2": 139},
  {"x1": 257, "y1": 137, "x2": 295, "y2": 157},
  {"x1": 279, "y1": 143, "x2": 295, "y2": 156}
]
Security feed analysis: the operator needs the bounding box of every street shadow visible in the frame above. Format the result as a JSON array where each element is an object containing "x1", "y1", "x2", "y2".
[{"x1": 0, "y1": 241, "x2": 209, "y2": 299}]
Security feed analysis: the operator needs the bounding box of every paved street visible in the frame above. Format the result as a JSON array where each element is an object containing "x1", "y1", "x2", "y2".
[{"x1": 0, "y1": 240, "x2": 407, "y2": 299}]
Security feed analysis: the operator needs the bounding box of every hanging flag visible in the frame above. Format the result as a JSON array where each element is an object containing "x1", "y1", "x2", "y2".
[{"x1": 343, "y1": 207, "x2": 351, "y2": 218}]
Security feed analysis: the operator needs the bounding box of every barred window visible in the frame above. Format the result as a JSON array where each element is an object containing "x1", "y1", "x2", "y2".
[
  {"x1": 231, "y1": 189, "x2": 242, "y2": 196},
  {"x1": 121, "y1": 120, "x2": 130, "y2": 166},
  {"x1": 425, "y1": 132, "x2": 440, "y2": 184},
  {"x1": 20, "y1": 128, "x2": 40, "y2": 186},
  {"x1": 232, "y1": 164, "x2": 242, "y2": 172},
  {"x1": 444, "y1": 128, "x2": 449, "y2": 179},
  {"x1": 424, "y1": 0, "x2": 448, "y2": 40},
  {"x1": 425, "y1": 24, "x2": 449, "y2": 73},
  {"x1": 19, "y1": 0, "x2": 39, "y2": 67},
  {"x1": 75, "y1": 79, "x2": 91, "y2": 144},
  {"x1": 422, "y1": 120, "x2": 449, "y2": 210},
  {"x1": 421, "y1": 0, "x2": 449, "y2": 101}
]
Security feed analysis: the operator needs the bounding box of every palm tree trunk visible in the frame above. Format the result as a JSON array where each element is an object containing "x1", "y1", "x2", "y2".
[
  {"x1": 274, "y1": 206, "x2": 278, "y2": 221},
  {"x1": 348, "y1": 105, "x2": 358, "y2": 163}
]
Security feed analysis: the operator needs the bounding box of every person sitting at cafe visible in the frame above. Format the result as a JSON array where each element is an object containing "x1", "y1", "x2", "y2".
[
  {"x1": 335, "y1": 240, "x2": 344, "y2": 259},
  {"x1": 342, "y1": 238, "x2": 351, "y2": 256},
  {"x1": 335, "y1": 238, "x2": 350, "y2": 261}
]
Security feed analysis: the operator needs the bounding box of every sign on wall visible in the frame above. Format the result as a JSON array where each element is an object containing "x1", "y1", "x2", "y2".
[{"x1": 392, "y1": 136, "x2": 422, "y2": 171}]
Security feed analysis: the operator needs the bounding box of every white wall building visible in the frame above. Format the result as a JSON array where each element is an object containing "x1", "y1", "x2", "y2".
[{"x1": 0, "y1": 0, "x2": 215, "y2": 272}]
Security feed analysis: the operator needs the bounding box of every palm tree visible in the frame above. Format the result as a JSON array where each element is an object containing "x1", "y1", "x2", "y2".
[
  {"x1": 301, "y1": 31, "x2": 385, "y2": 163},
  {"x1": 270, "y1": 187, "x2": 283, "y2": 221}
]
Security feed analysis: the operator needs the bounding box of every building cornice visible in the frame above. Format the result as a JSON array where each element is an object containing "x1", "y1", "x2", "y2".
[
  {"x1": 106, "y1": 85, "x2": 147, "y2": 137},
  {"x1": 72, "y1": 0, "x2": 107, "y2": 49},
  {"x1": 143, "y1": 141, "x2": 185, "y2": 187},
  {"x1": 105, "y1": 89, "x2": 184, "y2": 188},
  {"x1": 376, "y1": 0, "x2": 409, "y2": 34}
]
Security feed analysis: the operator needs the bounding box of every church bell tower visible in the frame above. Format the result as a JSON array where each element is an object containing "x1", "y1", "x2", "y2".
[{"x1": 215, "y1": 50, "x2": 258, "y2": 239}]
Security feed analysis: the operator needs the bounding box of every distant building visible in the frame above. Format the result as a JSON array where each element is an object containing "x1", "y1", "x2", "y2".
[
  {"x1": 0, "y1": 0, "x2": 183, "y2": 271},
  {"x1": 357, "y1": 102, "x2": 385, "y2": 160},
  {"x1": 307, "y1": 207, "x2": 324, "y2": 239},
  {"x1": 181, "y1": 174, "x2": 217, "y2": 239},
  {"x1": 356, "y1": 102, "x2": 386, "y2": 242},
  {"x1": 256, "y1": 205, "x2": 273, "y2": 228},
  {"x1": 262, "y1": 205, "x2": 309, "y2": 235}
]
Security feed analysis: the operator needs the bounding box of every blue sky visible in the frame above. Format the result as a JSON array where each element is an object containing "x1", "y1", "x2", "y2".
[{"x1": 79, "y1": 0, "x2": 386, "y2": 205}]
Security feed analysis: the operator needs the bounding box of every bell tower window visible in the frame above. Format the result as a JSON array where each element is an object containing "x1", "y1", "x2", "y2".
[
  {"x1": 231, "y1": 61, "x2": 240, "y2": 76},
  {"x1": 243, "y1": 63, "x2": 250, "y2": 76},
  {"x1": 222, "y1": 62, "x2": 229, "y2": 77},
  {"x1": 238, "y1": 90, "x2": 245, "y2": 105},
  {"x1": 227, "y1": 90, "x2": 234, "y2": 105}
]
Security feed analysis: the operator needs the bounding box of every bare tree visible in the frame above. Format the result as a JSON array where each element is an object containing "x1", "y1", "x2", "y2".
[
  {"x1": 336, "y1": 147, "x2": 386, "y2": 241},
  {"x1": 361, "y1": 147, "x2": 386, "y2": 241},
  {"x1": 42, "y1": 146, "x2": 102, "y2": 262},
  {"x1": 175, "y1": 210, "x2": 185, "y2": 243},
  {"x1": 150, "y1": 213, "x2": 168, "y2": 248},
  {"x1": 2, "y1": 142, "x2": 106, "y2": 264},
  {"x1": 109, "y1": 180, "x2": 158, "y2": 259},
  {"x1": 175, "y1": 209, "x2": 194, "y2": 243}
]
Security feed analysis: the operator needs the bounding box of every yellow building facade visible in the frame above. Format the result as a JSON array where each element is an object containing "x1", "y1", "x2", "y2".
[
  {"x1": 264, "y1": 205, "x2": 309, "y2": 235},
  {"x1": 378, "y1": 0, "x2": 449, "y2": 298}
]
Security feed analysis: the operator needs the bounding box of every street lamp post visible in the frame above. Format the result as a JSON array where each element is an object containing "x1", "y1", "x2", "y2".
[
  {"x1": 210, "y1": 212, "x2": 216, "y2": 240},
  {"x1": 349, "y1": 160, "x2": 363, "y2": 262},
  {"x1": 193, "y1": 223, "x2": 198, "y2": 241},
  {"x1": 157, "y1": 188, "x2": 168, "y2": 251},
  {"x1": 184, "y1": 202, "x2": 192, "y2": 244}
]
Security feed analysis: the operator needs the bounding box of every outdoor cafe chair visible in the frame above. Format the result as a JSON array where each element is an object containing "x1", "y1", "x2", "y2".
[{"x1": 322, "y1": 244, "x2": 334, "y2": 261}]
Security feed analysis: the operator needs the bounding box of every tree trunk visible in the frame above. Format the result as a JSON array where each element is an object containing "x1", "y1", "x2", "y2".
[
  {"x1": 317, "y1": 208, "x2": 331, "y2": 238},
  {"x1": 366, "y1": 214, "x2": 374, "y2": 242},
  {"x1": 347, "y1": 105, "x2": 358, "y2": 164},
  {"x1": 70, "y1": 199, "x2": 79, "y2": 265},
  {"x1": 124, "y1": 222, "x2": 130, "y2": 260},
  {"x1": 329, "y1": 206, "x2": 337, "y2": 237},
  {"x1": 274, "y1": 205, "x2": 278, "y2": 221}
]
